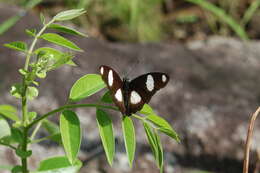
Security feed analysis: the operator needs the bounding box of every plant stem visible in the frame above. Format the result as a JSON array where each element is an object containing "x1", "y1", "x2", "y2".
[
  {"x1": 26, "y1": 104, "x2": 118, "y2": 129},
  {"x1": 21, "y1": 128, "x2": 28, "y2": 173},
  {"x1": 0, "y1": 142, "x2": 16, "y2": 150},
  {"x1": 20, "y1": 18, "x2": 55, "y2": 173}
]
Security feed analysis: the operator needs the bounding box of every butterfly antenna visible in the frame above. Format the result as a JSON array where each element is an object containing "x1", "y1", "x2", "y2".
[{"x1": 124, "y1": 56, "x2": 145, "y2": 78}]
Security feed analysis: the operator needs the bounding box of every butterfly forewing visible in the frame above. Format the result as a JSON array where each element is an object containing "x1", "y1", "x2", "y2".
[
  {"x1": 127, "y1": 72, "x2": 169, "y2": 114},
  {"x1": 99, "y1": 65, "x2": 126, "y2": 114}
]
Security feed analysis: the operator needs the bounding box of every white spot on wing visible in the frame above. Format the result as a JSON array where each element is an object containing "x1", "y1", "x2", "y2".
[
  {"x1": 162, "y1": 74, "x2": 167, "y2": 82},
  {"x1": 108, "y1": 70, "x2": 113, "y2": 86},
  {"x1": 100, "y1": 67, "x2": 104, "y2": 74},
  {"x1": 115, "y1": 89, "x2": 123, "y2": 102},
  {"x1": 130, "y1": 91, "x2": 141, "y2": 104},
  {"x1": 146, "y1": 75, "x2": 154, "y2": 91}
]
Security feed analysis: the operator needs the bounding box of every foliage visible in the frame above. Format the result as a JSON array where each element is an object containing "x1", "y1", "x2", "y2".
[{"x1": 0, "y1": 8, "x2": 179, "y2": 173}]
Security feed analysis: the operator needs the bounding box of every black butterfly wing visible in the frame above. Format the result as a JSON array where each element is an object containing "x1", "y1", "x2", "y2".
[
  {"x1": 127, "y1": 72, "x2": 170, "y2": 115},
  {"x1": 99, "y1": 65, "x2": 126, "y2": 114}
]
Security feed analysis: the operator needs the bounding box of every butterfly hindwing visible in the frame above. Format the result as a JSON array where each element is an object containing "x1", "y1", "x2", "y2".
[
  {"x1": 99, "y1": 65, "x2": 126, "y2": 114},
  {"x1": 127, "y1": 73, "x2": 169, "y2": 114}
]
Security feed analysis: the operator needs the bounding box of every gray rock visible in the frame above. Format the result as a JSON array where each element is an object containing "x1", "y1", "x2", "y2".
[{"x1": 0, "y1": 4, "x2": 259, "y2": 173}]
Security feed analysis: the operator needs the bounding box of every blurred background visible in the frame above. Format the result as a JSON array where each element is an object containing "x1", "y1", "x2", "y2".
[{"x1": 0, "y1": 0, "x2": 260, "y2": 173}]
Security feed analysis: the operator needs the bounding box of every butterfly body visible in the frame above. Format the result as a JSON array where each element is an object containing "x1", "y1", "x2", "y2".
[{"x1": 99, "y1": 65, "x2": 169, "y2": 116}]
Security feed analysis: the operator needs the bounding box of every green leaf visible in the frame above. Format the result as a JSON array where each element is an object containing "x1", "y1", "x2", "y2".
[
  {"x1": 60, "y1": 110, "x2": 81, "y2": 164},
  {"x1": 101, "y1": 91, "x2": 113, "y2": 103},
  {"x1": 96, "y1": 109, "x2": 115, "y2": 166},
  {"x1": 4, "y1": 41, "x2": 28, "y2": 52},
  {"x1": 15, "y1": 149, "x2": 32, "y2": 158},
  {"x1": 0, "y1": 105, "x2": 19, "y2": 121},
  {"x1": 10, "y1": 84, "x2": 22, "y2": 99},
  {"x1": 42, "y1": 120, "x2": 62, "y2": 144},
  {"x1": 140, "y1": 104, "x2": 154, "y2": 114},
  {"x1": 122, "y1": 116, "x2": 136, "y2": 167},
  {"x1": 27, "y1": 86, "x2": 39, "y2": 100},
  {"x1": 10, "y1": 128, "x2": 23, "y2": 144},
  {"x1": 25, "y1": 29, "x2": 36, "y2": 37},
  {"x1": 146, "y1": 114, "x2": 180, "y2": 142},
  {"x1": 40, "y1": 33, "x2": 83, "y2": 52},
  {"x1": 36, "y1": 156, "x2": 82, "y2": 173},
  {"x1": 48, "y1": 24, "x2": 87, "y2": 37},
  {"x1": 70, "y1": 74, "x2": 106, "y2": 102},
  {"x1": 28, "y1": 112, "x2": 37, "y2": 121},
  {"x1": 143, "y1": 122, "x2": 163, "y2": 172},
  {"x1": 40, "y1": 13, "x2": 45, "y2": 25},
  {"x1": 11, "y1": 165, "x2": 22, "y2": 173},
  {"x1": 0, "y1": 14, "x2": 23, "y2": 35},
  {"x1": 0, "y1": 117, "x2": 11, "y2": 139},
  {"x1": 0, "y1": 165, "x2": 12, "y2": 170},
  {"x1": 34, "y1": 47, "x2": 76, "y2": 68},
  {"x1": 54, "y1": 9, "x2": 86, "y2": 21}
]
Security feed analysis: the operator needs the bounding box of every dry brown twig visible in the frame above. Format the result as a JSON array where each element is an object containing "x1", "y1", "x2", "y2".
[{"x1": 243, "y1": 107, "x2": 260, "y2": 173}]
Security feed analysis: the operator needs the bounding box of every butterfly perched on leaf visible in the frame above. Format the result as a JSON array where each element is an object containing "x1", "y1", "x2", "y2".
[{"x1": 99, "y1": 65, "x2": 169, "y2": 116}]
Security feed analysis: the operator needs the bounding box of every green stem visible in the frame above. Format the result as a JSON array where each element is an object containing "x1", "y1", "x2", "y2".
[
  {"x1": 20, "y1": 18, "x2": 55, "y2": 173},
  {"x1": 30, "y1": 133, "x2": 59, "y2": 144},
  {"x1": 30, "y1": 121, "x2": 42, "y2": 141},
  {"x1": 21, "y1": 128, "x2": 28, "y2": 173},
  {"x1": 26, "y1": 104, "x2": 118, "y2": 130},
  {"x1": 0, "y1": 142, "x2": 16, "y2": 150}
]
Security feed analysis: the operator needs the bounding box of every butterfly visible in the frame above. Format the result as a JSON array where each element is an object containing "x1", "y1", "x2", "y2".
[{"x1": 99, "y1": 65, "x2": 169, "y2": 116}]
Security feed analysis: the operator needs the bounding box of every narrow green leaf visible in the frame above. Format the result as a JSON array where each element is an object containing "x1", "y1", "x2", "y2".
[
  {"x1": 27, "y1": 86, "x2": 39, "y2": 100},
  {"x1": 140, "y1": 104, "x2": 154, "y2": 114},
  {"x1": 0, "y1": 14, "x2": 22, "y2": 35},
  {"x1": 143, "y1": 122, "x2": 163, "y2": 171},
  {"x1": 186, "y1": 0, "x2": 249, "y2": 40},
  {"x1": 40, "y1": 13, "x2": 45, "y2": 25},
  {"x1": 96, "y1": 109, "x2": 115, "y2": 166},
  {"x1": 60, "y1": 110, "x2": 81, "y2": 164},
  {"x1": 122, "y1": 116, "x2": 136, "y2": 167},
  {"x1": 42, "y1": 120, "x2": 62, "y2": 144},
  {"x1": 48, "y1": 24, "x2": 87, "y2": 37},
  {"x1": 37, "y1": 156, "x2": 82, "y2": 173},
  {"x1": 101, "y1": 91, "x2": 113, "y2": 103},
  {"x1": 143, "y1": 122, "x2": 158, "y2": 163},
  {"x1": 4, "y1": 41, "x2": 28, "y2": 52},
  {"x1": 146, "y1": 114, "x2": 180, "y2": 142},
  {"x1": 0, "y1": 117, "x2": 11, "y2": 139},
  {"x1": 34, "y1": 47, "x2": 76, "y2": 68},
  {"x1": 40, "y1": 33, "x2": 83, "y2": 52},
  {"x1": 0, "y1": 105, "x2": 19, "y2": 121},
  {"x1": 0, "y1": 165, "x2": 12, "y2": 170},
  {"x1": 54, "y1": 9, "x2": 86, "y2": 21},
  {"x1": 154, "y1": 131, "x2": 164, "y2": 173},
  {"x1": 25, "y1": 29, "x2": 36, "y2": 37},
  {"x1": 70, "y1": 74, "x2": 106, "y2": 102}
]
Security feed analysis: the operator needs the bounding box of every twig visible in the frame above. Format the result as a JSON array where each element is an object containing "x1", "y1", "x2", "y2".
[{"x1": 243, "y1": 107, "x2": 260, "y2": 173}]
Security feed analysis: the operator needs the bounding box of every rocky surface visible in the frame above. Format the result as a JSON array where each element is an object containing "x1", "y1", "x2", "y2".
[{"x1": 0, "y1": 4, "x2": 260, "y2": 173}]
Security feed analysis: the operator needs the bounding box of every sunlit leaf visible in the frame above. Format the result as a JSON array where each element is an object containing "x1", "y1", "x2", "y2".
[
  {"x1": 96, "y1": 109, "x2": 115, "y2": 166},
  {"x1": 122, "y1": 116, "x2": 135, "y2": 167},
  {"x1": 0, "y1": 105, "x2": 19, "y2": 121},
  {"x1": 101, "y1": 91, "x2": 113, "y2": 103},
  {"x1": 48, "y1": 24, "x2": 87, "y2": 37},
  {"x1": 146, "y1": 114, "x2": 180, "y2": 142},
  {"x1": 60, "y1": 110, "x2": 81, "y2": 164},
  {"x1": 54, "y1": 9, "x2": 86, "y2": 21},
  {"x1": 4, "y1": 41, "x2": 28, "y2": 52},
  {"x1": 36, "y1": 156, "x2": 82, "y2": 173},
  {"x1": 27, "y1": 86, "x2": 39, "y2": 100},
  {"x1": 40, "y1": 33, "x2": 82, "y2": 52},
  {"x1": 0, "y1": 117, "x2": 11, "y2": 139},
  {"x1": 70, "y1": 74, "x2": 106, "y2": 102}
]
